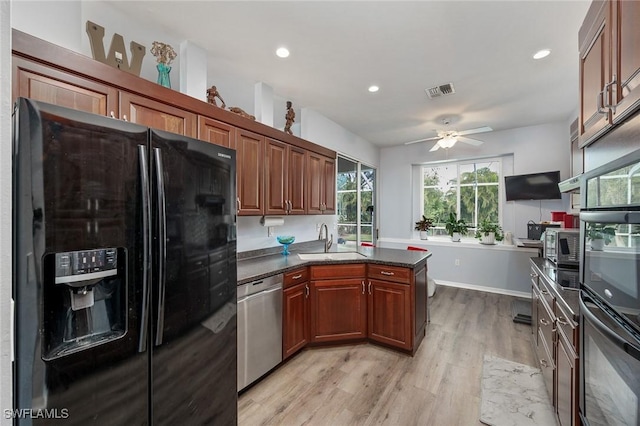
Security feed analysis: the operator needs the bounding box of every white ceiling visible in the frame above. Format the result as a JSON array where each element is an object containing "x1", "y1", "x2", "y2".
[{"x1": 110, "y1": 0, "x2": 591, "y2": 148}]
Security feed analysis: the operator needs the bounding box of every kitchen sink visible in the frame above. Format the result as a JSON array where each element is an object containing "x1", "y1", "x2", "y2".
[{"x1": 297, "y1": 252, "x2": 367, "y2": 261}]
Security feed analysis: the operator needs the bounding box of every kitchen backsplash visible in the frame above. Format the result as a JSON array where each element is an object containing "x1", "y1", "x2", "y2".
[{"x1": 236, "y1": 215, "x2": 337, "y2": 253}]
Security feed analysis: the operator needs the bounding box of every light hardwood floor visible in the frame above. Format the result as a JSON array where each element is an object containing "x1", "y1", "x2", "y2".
[{"x1": 238, "y1": 285, "x2": 536, "y2": 426}]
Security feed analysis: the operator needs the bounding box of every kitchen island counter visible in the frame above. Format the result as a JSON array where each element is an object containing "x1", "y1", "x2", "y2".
[{"x1": 238, "y1": 245, "x2": 431, "y2": 285}]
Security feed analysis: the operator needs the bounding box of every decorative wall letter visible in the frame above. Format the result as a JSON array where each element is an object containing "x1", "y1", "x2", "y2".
[{"x1": 86, "y1": 21, "x2": 145, "y2": 76}]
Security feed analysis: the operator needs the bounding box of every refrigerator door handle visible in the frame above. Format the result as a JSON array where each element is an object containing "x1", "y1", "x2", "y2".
[
  {"x1": 154, "y1": 147, "x2": 167, "y2": 346},
  {"x1": 138, "y1": 145, "x2": 151, "y2": 353}
]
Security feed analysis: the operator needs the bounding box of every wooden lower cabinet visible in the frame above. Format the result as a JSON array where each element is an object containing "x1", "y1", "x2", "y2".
[
  {"x1": 310, "y1": 278, "x2": 367, "y2": 343},
  {"x1": 556, "y1": 328, "x2": 578, "y2": 426},
  {"x1": 367, "y1": 279, "x2": 411, "y2": 350},
  {"x1": 283, "y1": 282, "x2": 310, "y2": 359}
]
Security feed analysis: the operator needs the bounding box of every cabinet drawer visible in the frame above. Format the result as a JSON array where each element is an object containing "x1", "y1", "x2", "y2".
[
  {"x1": 556, "y1": 304, "x2": 578, "y2": 351},
  {"x1": 310, "y1": 264, "x2": 366, "y2": 280},
  {"x1": 539, "y1": 299, "x2": 555, "y2": 356},
  {"x1": 284, "y1": 268, "x2": 309, "y2": 288},
  {"x1": 367, "y1": 264, "x2": 411, "y2": 284},
  {"x1": 539, "y1": 279, "x2": 555, "y2": 312}
]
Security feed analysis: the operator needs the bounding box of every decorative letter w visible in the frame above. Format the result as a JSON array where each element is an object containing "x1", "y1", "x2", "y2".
[{"x1": 86, "y1": 21, "x2": 145, "y2": 76}]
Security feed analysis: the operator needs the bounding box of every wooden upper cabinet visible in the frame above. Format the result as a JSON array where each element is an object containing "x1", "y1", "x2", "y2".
[
  {"x1": 579, "y1": 0, "x2": 640, "y2": 146},
  {"x1": 265, "y1": 138, "x2": 289, "y2": 215},
  {"x1": 120, "y1": 91, "x2": 196, "y2": 137},
  {"x1": 265, "y1": 139, "x2": 307, "y2": 215},
  {"x1": 288, "y1": 146, "x2": 307, "y2": 215},
  {"x1": 307, "y1": 152, "x2": 336, "y2": 215},
  {"x1": 12, "y1": 57, "x2": 118, "y2": 116},
  {"x1": 197, "y1": 116, "x2": 236, "y2": 149},
  {"x1": 610, "y1": 0, "x2": 640, "y2": 124},
  {"x1": 236, "y1": 129, "x2": 265, "y2": 215},
  {"x1": 579, "y1": 0, "x2": 611, "y2": 146}
]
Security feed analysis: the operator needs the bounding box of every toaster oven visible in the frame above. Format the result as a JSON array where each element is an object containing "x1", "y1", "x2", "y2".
[{"x1": 544, "y1": 228, "x2": 580, "y2": 267}]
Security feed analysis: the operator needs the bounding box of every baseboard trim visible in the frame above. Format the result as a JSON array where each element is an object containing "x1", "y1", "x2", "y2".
[{"x1": 435, "y1": 280, "x2": 531, "y2": 299}]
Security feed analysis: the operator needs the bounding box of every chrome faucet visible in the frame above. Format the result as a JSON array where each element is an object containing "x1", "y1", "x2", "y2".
[{"x1": 318, "y1": 223, "x2": 333, "y2": 252}]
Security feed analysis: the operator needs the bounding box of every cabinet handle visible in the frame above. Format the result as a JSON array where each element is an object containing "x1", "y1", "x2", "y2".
[
  {"x1": 305, "y1": 284, "x2": 309, "y2": 298},
  {"x1": 380, "y1": 271, "x2": 394, "y2": 276},
  {"x1": 604, "y1": 75, "x2": 616, "y2": 110},
  {"x1": 122, "y1": 114, "x2": 128, "y2": 121},
  {"x1": 539, "y1": 318, "x2": 550, "y2": 326},
  {"x1": 361, "y1": 281, "x2": 365, "y2": 294},
  {"x1": 287, "y1": 200, "x2": 292, "y2": 213},
  {"x1": 597, "y1": 89, "x2": 606, "y2": 114},
  {"x1": 109, "y1": 111, "x2": 116, "y2": 118},
  {"x1": 540, "y1": 359, "x2": 549, "y2": 368},
  {"x1": 368, "y1": 281, "x2": 372, "y2": 294},
  {"x1": 557, "y1": 317, "x2": 569, "y2": 326},
  {"x1": 237, "y1": 197, "x2": 241, "y2": 213},
  {"x1": 292, "y1": 274, "x2": 302, "y2": 280},
  {"x1": 530, "y1": 273, "x2": 538, "y2": 278},
  {"x1": 540, "y1": 289, "x2": 549, "y2": 295}
]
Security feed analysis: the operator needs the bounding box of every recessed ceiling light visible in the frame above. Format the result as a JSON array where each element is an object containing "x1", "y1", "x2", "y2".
[
  {"x1": 533, "y1": 49, "x2": 551, "y2": 60},
  {"x1": 276, "y1": 47, "x2": 290, "y2": 58},
  {"x1": 368, "y1": 85, "x2": 379, "y2": 93}
]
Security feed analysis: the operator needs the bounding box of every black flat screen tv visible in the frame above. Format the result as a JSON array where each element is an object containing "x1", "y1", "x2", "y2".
[{"x1": 504, "y1": 171, "x2": 562, "y2": 201}]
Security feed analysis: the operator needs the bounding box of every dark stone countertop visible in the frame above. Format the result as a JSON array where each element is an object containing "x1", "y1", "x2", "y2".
[
  {"x1": 238, "y1": 245, "x2": 432, "y2": 285},
  {"x1": 530, "y1": 257, "x2": 580, "y2": 322}
]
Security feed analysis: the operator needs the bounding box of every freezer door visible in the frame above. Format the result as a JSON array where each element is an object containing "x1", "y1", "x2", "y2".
[
  {"x1": 149, "y1": 130, "x2": 237, "y2": 425},
  {"x1": 13, "y1": 98, "x2": 150, "y2": 425}
]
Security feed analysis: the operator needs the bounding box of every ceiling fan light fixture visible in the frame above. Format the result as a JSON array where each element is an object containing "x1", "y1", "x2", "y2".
[{"x1": 439, "y1": 135, "x2": 457, "y2": 149}]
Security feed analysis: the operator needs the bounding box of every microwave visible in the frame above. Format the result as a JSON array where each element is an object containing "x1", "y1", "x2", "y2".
[{"x1": 544, "y1": 228, "x2": 580, "y2": 267}]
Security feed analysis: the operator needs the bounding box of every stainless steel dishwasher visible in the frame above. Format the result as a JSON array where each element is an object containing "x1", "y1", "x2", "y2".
[{"x1": 237, "y1": 274, "x2": 283, "y2": 391}]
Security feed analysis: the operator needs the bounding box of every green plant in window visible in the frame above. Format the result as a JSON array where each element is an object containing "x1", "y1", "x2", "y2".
[
  {"x1": 586, "y1": 223, "x2": 616, "y2": 245},
  {"x1": 474, "y1": 219, "x2": 504, "y2": 241},
  {"x1": 445, "y1": 212, "x2": 469, "y2": 237}
]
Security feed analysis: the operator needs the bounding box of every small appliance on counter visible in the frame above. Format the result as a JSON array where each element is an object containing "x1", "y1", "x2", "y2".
[
  {"x1": 543, "y1": 228, "x2": 580, "y2": 268},
  {"x1": 527, "y1": 221, "x2": 561, "y2": 240}
]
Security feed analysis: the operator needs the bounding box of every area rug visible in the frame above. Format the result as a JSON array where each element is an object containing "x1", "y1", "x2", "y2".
[{"x1": 479, "y1": 355, "x2": 556, "y2": 426}]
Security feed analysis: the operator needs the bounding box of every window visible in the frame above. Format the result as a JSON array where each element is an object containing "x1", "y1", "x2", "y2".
[
  {"x1": 337, "y1": 156, "x2": 376, "y2": 247},
  {"x1": 422, "y1": 159, "x2": 501, "y2": 236}
]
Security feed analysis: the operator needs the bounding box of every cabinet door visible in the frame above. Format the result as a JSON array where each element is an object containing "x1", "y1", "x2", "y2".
[
  {"x1": 322, "y1": 156, "x2": 336, "y2": 214},
  {"x1": 288, "y1": 146, "x2": 307, "y2": 215},
  {"x1": 283, "y1": 282, "x2": 309, "y2": 359},
  {"x1": 579, "y1": 1, "x2": 611, "y2": 145},
  {"x1": 197, "y1": 116, "x2": 235, "y2": 149},
  {"x1": 310, "y1": 279, "x2": 367, "y2": 343},
  {"x1": 13, "y1": 57, "x2": 118, "y2": 116},
  {"x1": 236, "y1": 129, "x2": 264, "y2": 215},
  {"x1": 556, "y1": 331, "x2": 577, "y2": 426},
  {"x1": 611, "y1": 0, "x2": 640, "y2": 123},
  {"x1": 414, "y1": 265, "x2": 427, "y2": 347},
  {"x1": 120, "y1": 91, "x2": 196, "y2": 137},
  {"x1": 265, "y1": 138, "x2": 288, "y2": 215},
  {"x1": 368, "y1": 279, "x2": 411, "y2": 350},
  {"x1": 306, "y1": 152, "x2": 323, "y2": 214}
]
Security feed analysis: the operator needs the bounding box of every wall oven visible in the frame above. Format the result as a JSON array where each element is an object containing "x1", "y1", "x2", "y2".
[{"x1": 579, "y1": 150, "x2": 640, "y2": 426}]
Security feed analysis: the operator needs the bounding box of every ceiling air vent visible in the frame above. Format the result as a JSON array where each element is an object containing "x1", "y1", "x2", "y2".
[{"x1": 425, "y1": 83, "x2": 456, "y2": 99}]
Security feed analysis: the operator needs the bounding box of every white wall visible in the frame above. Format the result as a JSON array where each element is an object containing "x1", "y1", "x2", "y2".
[
  {"x1": 1, "y1": 2, "x2": 12, "y2": 423},
  {"x1": 379, "y1": 121, "x2": 571, "y2": 241}
]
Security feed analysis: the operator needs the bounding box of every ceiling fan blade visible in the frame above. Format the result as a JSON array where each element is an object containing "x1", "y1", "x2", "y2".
[
  {"x1": 455, "y1": 126, "x2": 493, "y2": 137},
  {"x1": 404, "y1": 136, "x2": 440, "y2": 145},
  {"x1": 457, "y1": 135, "x2": 484, "y2": 146},
  {"x1": 429, "y1": 142, "x2": 440, "y2": 152}
]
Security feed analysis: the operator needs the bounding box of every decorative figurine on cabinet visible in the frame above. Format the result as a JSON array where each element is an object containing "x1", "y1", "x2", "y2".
[
  {"x1": 206, "y1": 85, "x2": 226, "y2": 109},
  {"x1": 284, "y1": 101, "x2": 295, "y2": 135},
  {"x1": 228, "y1": 106, "x2": 256, "y2": 121},
  {"x1": 150, "y1": 41, "x2": 177, "y2": 88}
]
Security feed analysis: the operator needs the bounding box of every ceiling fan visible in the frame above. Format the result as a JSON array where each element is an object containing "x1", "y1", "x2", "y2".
[{"x1": 404, "y1": 125, "x2": 493, "y2": 151}]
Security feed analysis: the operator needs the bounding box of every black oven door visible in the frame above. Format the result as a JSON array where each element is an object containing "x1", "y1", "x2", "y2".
[{"x1": 579, "y1": 291, "x2": 640, "y2": 426}]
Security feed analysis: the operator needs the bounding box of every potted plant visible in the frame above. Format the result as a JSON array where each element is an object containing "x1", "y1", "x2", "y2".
[
  {"x1": 414, "y1": 215, "x2": 434, "y2": 240},
  {"x1": 587, "y1": 223, "x2": 616, "y2": 251},
  {"x1": 445, "y1": 212, "x2": 468, "y2": 242},
  {"x1": 475, "y1": 219, "x2": 504, "y2": 245}
]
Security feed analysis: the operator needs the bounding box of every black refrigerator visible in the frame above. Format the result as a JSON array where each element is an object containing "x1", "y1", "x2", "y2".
[{"x1": 13, "y1": 98, "x2": 237, "y2": 425}]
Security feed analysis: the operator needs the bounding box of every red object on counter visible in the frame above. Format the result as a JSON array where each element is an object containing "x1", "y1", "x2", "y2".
[
  {"x1": 564, "y1": 214, "x2": 577, "y2": 228},
  {"x1": 551, "y1": 211, "x2": 566, "y2": 221}
]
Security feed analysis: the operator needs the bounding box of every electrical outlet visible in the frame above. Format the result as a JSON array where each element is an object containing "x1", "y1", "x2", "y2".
[
  {"x1": 455, "y1": 259, "x2": 460, "y2": 266},
  {"x1": 268, "y1": 226, "x2": 274, "y2": 237}
]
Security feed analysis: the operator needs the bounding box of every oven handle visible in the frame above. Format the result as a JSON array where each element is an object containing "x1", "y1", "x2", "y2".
[
  {"x1": 580, "y1": 293, "x2": 640, "y2": 362},
  {"x1": 580, "y1": 211, "x2": 640, "y2": 225}
]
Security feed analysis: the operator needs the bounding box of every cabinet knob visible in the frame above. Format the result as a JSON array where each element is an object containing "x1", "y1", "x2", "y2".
[
  {"x1": 557, "y1": 317, "x2": 569, "y2": 326},
  {"x1": 539, "y1": 318, "x2": 550, "y2": 326},
  {"x1": 540, "y1": 359, "x2": 549, "y2": 368},
  {"x1": 530, "y1": 273, "x2": 538, "y2": 278},
  {"x1": 109, "y1": 111, "x2": 116, "y2": 118},
  {"x1": 122, "y1": 114, "x2": 128, "y2": 122}
]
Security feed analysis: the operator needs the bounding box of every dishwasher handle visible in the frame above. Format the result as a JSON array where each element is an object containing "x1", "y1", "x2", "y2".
[{"x1": 237, "y1": 285, "x2": 282, "y2": 304}]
